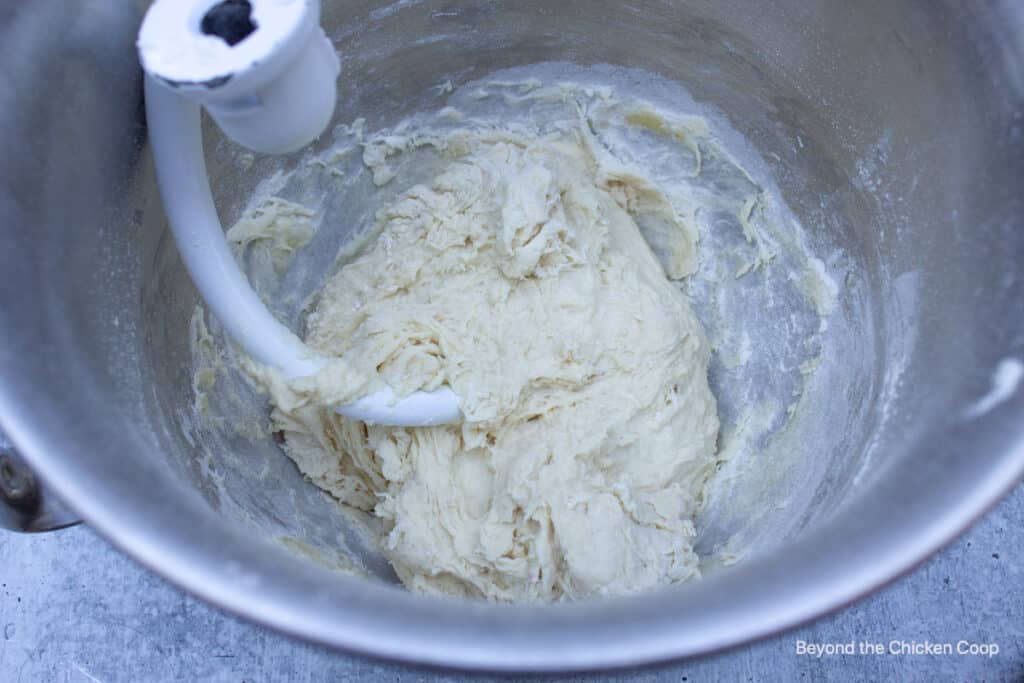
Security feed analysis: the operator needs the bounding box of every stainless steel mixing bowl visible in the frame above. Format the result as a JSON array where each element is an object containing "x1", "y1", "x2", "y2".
[{"x1": 1, "y1": 0, "x2": 1023, "y2": 671}]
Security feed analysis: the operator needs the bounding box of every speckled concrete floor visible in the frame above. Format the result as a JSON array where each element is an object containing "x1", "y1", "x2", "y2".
[{"x1": 1, "y1": 483, "x2": 1021, "y2": 682}]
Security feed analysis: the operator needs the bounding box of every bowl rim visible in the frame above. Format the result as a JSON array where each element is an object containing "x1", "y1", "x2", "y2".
[{"x1": 2, "y1": 380, "x2": 1022, "y2": 672}]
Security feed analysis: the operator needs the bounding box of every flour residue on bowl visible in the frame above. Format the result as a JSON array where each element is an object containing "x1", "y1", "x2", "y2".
[{"x1": 192, "y1": 65, "x2": 841, "y2": 601}]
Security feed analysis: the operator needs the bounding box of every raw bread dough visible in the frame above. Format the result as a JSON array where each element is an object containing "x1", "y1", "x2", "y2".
[{"x1": 248, "y1": 121, "x2": 721, "y2": 602}]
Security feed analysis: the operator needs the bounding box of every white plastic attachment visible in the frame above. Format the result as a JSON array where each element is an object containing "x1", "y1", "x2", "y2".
[{"x1": 139, "y1": 1, "x2": 462, "y2": 427}]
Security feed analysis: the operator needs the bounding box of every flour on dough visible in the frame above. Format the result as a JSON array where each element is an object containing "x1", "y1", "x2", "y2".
[{"x1": 241, "y1": 125, "x2": 721, "y2": 602}]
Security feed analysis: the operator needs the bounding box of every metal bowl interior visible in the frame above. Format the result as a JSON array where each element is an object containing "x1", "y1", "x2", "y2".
[{"x1": 1, "y1": 0, "x2": 1022, "y2": 671}]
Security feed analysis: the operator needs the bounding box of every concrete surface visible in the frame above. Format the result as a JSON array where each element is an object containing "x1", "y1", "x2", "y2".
[{"x1": 1, "y1": 484, "x2": 1021, "y2": 682}]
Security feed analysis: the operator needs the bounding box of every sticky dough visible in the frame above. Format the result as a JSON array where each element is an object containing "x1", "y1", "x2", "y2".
[{"x1": 251, "y1": 124, "x2": 720, "y2": 601}]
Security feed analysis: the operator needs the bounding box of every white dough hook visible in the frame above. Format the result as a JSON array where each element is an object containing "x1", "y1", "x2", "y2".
[{"x1": 137, "y1": 0, "x2": 462, "y2": 427}]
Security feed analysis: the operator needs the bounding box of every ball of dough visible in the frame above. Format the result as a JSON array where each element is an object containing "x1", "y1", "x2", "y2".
[{"x1": 264, "y1": 130, "x2": 719, "y2": 601}]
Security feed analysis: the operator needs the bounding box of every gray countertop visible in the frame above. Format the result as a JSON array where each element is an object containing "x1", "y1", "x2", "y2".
[{"x1": 1, "y1": 484, "x2": 1021, "y2": 682}]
